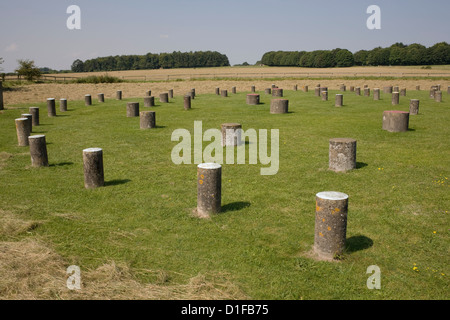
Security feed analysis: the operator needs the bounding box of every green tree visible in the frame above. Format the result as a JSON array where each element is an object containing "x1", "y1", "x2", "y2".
[
  {"x1": 15, "y1": 59, "x2": 41, "y2": 81},
  {"x1": 428, "y1": 42, "x2": 450, "y2": 65},
  {"x1": 404, "y1": 43, "x2": 427, "y2": 65},
  {"x1": 335, "y1": 49, "x2": 354, "y2": 67},
  {"x1": 353, "y1": 50, "x2": 369, "y2": 66},
  {"x1": 313, "y1": 50, "x2": 334, "y2": 68},
  {"x1": 389, "y1": 44, "x2": 407, "y2": 65},
  {"x1": 71, "y1": 59, "x2": 85, "y2": 72},
  {"x1": 367, "y1": 47, "x2": 390, "y2": 66}
]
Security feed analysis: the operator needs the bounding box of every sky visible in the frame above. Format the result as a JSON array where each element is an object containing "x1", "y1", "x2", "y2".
[{"x1": 0, "y1": 0, "x2": 449, "y2": 72}]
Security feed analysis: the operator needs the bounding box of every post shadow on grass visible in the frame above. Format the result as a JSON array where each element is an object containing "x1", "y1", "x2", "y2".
[
  {"x1": 356, "y1": 162, "x2": 368, "y2": 169},
  {"x1": 221, "y1": 201, "x2": 251, "y2": 213},
  {"x1": 104, "y1": 179, "x2": 131, "y2": 186},
  {"x1": 49, "y1": 161, "x2": 74, "y2": 167},
  {"x1": 345, "y1": 235, "x2": 373, "y2": 253}
]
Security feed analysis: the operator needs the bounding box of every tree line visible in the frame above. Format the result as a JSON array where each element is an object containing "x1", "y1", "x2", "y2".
[
  {"x1": 260, "y1": 42, "x2": 450, "y2": 68},
  {"x1": 71, "y1": 51, "x2": 230, "y2": 72}
]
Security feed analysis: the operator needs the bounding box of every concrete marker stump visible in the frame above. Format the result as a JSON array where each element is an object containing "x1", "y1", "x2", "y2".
[
  {"x1": 270, "y1": 99, "x2": 288, "y2": 114},
  {"x1": 168, "y1": 89, "x2": 174, "y2": 99},
  {"x1": 232, "y1": 86, "x2": 236, "y2": 94},
  {"x1": 272, "y1": 88, "x2": 283, "y2": 97},
  {"x1": 400, "y1": 88, "x2": 406, "y2": 96},
  {"x1": 384, "y1": 86, "x2": 393, "y2": 94},
  {"x1": 184, "y1": 95, "x2": 191, "y2": 110},
  {"x1": 393, "y1": 86, "x2": 399, "y2": 92},
  {"x1": 15, "y1": 118, "x2": 30, "y2": 146},
  {"x1": 335, "y1": 94, "x2": 343, "y2": 107},
  {"x1": 221, "y1": 89, "x2": 228, "y2": 97},
  {"x1": 364, "y1": 88, "x2": 370, "y2": 97},
  {"x1": 246, "y1": 94, "x2": 260, "y2": 105},
  {"x1": 251, "y1": 86, "x2": 256, "y2": 93},
  {"x1": 85, "y1": 94, "x2": 92, "y2": 106},
  {"x1": 321, "y1": 90, "x2": 328, "y2": 101},
  {"x1": 83, "y1": 148, "x2": 104, "y2": 189},
  {"x1": 303, "y1": 85, "x2": 308, "y2": 92},
  {"x1": 146, "y1": 90, "x2": 152, "y2": 97},
  {"x1": 215, "y1": 87, "x2": 220, "y2": 95},
  {"x1": 373, "y1": 88, "x2": 380, "y2": 100},
  {"x1": 60, "y1": 99, "x2": 68, "y2": 112},
  {"x1": 391, "y1": 92, "x2": 400, "y2": 105},
  {"x1": 382, "y1": 110, "x2": 409, "y2": 132},
  {"x1": 314, "y1": 191, "x2": 349, "y2": 260},
  {"x1": 191, "y1": 88, "x2": 196, "y2": 99},
  {"x1": 29, "y1": 107, "x2": 39, "y2": 126},
  {"x1": 160, "y1": 93, "x2": 169, "y2": 103},
  {"x1": 116, "y1": 90, "x2": 122, "y2": 100},
  {"x1": 293, "y1": 85, "x2": 298, "y2": 91},
  {"x1": 126, "y1": 102, "x2": 139, "y2": 117},
  {"x1": 430, "y1": 87, "x2": 437, "y2": 99},
  {"x1": 355, "y1": 87, "x2": 361, "y2": 96},
  {"x1": 329, "y1": 138, "x2": 356, "y2": 172},
  {"x1": 140, "y1": 111, "x2": 156, "y2": 129},
  {"x1": 221, "y1": 123, "x2": 242, "y2": 147},
  {"x1": 197, "y1": 163, "x2": 222, "y2": 218},
  {"x1": 416, "y1": 85, "x2": 420, "y2": 91},
  {"x1": 21, "y1": 113, "x2": 33, "y2": 133},
  {"x1": 265, "y1": 88, "x2": 271, "y2": 95},
  {"x1": 349, "y1": 86, "x2": 354, "y2": 92},
  {"x1": 47, "y1": 98, "x2": 56, "y2": 117},
  {"x1": 98, "y1": 93, "x2": 105, "y2": 103},
  {"x1": 29, "y1": 135, "x2": 48, "y2": 167},
  {"x1": 144, "y1": 96, "x2": 155, "y2": 107},
  {"x1": 409, "y1": 99, "x2": 419, "y2": 115},
  {"x1": 435, "y1": 91, "x2": 442, "y2": 102},
  {"x1": 315, "y1": 87, "x2": 320, "y2": 97}
]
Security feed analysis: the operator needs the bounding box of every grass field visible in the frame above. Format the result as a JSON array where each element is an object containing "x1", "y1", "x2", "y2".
[{"x1": 0, "y1": 85, "x2": 449, "y2": 299}]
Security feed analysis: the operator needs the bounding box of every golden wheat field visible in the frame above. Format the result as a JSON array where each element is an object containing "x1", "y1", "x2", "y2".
[{"x1": 3, "y1": 66, "x2": 449, "y2": 106}]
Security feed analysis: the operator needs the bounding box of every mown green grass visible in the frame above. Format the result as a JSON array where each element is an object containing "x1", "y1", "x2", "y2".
[{"x1": 0, "y1": 86, "x2": 448, "y2": 299}]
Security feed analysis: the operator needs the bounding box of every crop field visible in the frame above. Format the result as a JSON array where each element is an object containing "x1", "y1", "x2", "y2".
[
  {"x1": 1, "y1": 77, "x2": 449, "y2": 300},
  {"x1": 2, "y1": 65, "x2": 450, "y2": 106}
]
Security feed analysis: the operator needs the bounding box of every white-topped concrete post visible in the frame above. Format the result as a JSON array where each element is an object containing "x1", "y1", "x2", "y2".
[
  {"x1": 314, "y1": 191, "x2": 349, "y2": 260},
  {"x1": 83, "y1": 148, "x2": 104, "y2": 189},
  {"x1": 197, "y1": 163, "x2": 222, "y2": 218},
  {"x1": 29, "y1": 135, "x2": 48, "y2": 167}
]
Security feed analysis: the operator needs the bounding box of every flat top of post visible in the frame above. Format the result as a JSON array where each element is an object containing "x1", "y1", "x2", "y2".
[
  {"x1": 329, "y1": 138, "x2": 356, "y2": 143},
  {"x1": 29, "y1": 135, "x2": 45, "y2": 139},
  {"x1": 47, "y1": 98, "x2": 55, "y2": 100},
  {"x1": 83, "y1": 147, "x2": 102, "y2": 153},
  {"x1": 198, "y1": 163, "x2": 221, "y2": 170},
  {"x1": 221, "y1": 123, "x2": 241, "y2": 127},
  {"x1": 316, "y1": 191, "x2": 349, "y2": 201},
  {"x1": 21, "y1": 113, "x2": 32, "y2": 116},
  {"x1": 384, "y1": 110, "x2": 408, "y2": 114},
  {"x1": 15, "y1": 117, "x2": 28, "y2": 121}
]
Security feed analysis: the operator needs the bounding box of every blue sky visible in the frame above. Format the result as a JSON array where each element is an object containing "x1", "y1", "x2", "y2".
[{"x1": 0, "y1": 0, "x2": 449, "y2": 72}]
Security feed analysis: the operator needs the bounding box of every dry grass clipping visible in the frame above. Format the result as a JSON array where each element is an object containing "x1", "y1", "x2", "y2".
[{"x1": 0, "y1": 211, "x2": 248, "y2": 300}]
